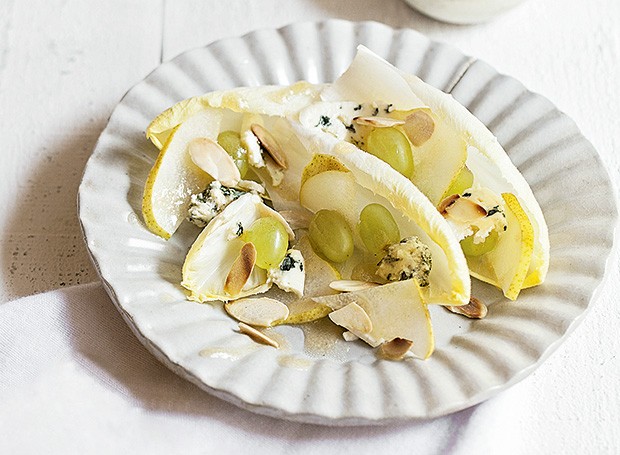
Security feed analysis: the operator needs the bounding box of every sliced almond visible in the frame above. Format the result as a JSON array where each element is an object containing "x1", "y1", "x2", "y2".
[
  {"x1": 250, "y1": 123, "x2": 288, "y2": 169},
  {"x1": 444, "y1": 197, "x2": 487, "y2": 223},
  {"x1": 188, "y1": 137, "x2": 241, "y2": 186},
  {"x1": 238, "y1": 322, "x2": 279, "y2": 348},
  {"x1": 225, "y1": 297, "x2": 289, "y2": 327},
  {"x1": 353, "y1": 116, "x2": 405, "y2": 128},
  {"x1": 329, "y1": 280, "x2": 380, "y2": 292},
  {"x1": 224, "y1": 242, "x2": 257, "y2": 297},
  {"x1": 379, "y1": 338, "x2": 413, "y2": 360},
  {"x1": 403, "y1": 110, "x2": 435, "y2": 147},
  {"x1": 447, "y1": 296, "x2": 488, "y2": 319},
  {"x1": 328, "y1": 302, "x2": 373, "y2": 336},
  {"x1": 438, "y1": 194, "x2": 460, "y2": 215}
]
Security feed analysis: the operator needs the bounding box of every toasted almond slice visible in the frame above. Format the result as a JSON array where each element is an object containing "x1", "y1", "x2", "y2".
[
  {"x1": 438, "y1": 193, "x2": 460, "y2": 215},
  {"x1": 237, "y1": 322, "x2": 279, "y2": 348},
  {"x1": 353, "y1": 116, "x2": 405, "y2": 128},
  {"x1": 447, "y1": 296, "x2": 488, "y2": 319},
  {"x1": 342, "y1": 331, "x2": 359, "y2": 342},
  {"x1": 224, "y1": 242, "x2": 257, "y2": 297},
  {"x1": 379, "y1": 338, "x2": 413, "y2": 360},
  {"x1": 403, "y1": 110, "x2": 435, "y2": 146},
  {"x1": 188, "y1": 137, "x2": 241, "y2": 186},
  {"x1": 329, "y1": 280, "x2": 380, "y2": 292},
  {"x1": 225, "y1": 297, "x2": 289, "y2": 327},
  {"x1": 444, "y1": 197, "x2": 487, "y2": 222},
  {"x1": 328, "y1": 302, "x2": 373, "y2": 336},
  {"x1": 250, "y1": 123, "x2": 288, "y2": 169}
]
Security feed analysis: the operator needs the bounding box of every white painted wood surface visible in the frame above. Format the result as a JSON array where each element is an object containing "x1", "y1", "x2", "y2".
[{"x1": 0, "y1": 0, "x2": 618, "y2": 452}]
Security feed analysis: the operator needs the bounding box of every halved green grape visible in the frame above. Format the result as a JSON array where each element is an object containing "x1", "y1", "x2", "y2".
[
  {"x1": 217, "y1": 130, "x2": 249, "y2": 178},
  {"x1": 443, "y1": 165, "x2": 474, "y2": 198},
  {"x1": 358, "y1": 203, "x2": 400, "y2": 254},
  {"x1": 460, "y1": 229, "x2": 499, "y2": 257},
  {"x1": 242, "y1": 217, "x2": 288, "y2": 269},
  {"x1": 309, "y1": 210, "x2": 354, "y2": 263},
  {"x1": 365, "y1": 127, "x2": 414, "y2": 177}
]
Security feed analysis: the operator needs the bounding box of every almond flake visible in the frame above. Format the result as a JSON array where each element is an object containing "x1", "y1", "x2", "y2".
[
  {"x1": 188, "y1": 137, "x2": 241, "y2": 186},
  {"x1": 250, "y1": 123, "x2": 288, "y2": 169},
  {"x1": 403, "y1": 110, "x2": 435, "y2": 147},
  {"x1": 379, "y1": 338, "x2": 413, "y2": 360},
  {"x1": 447, "y1": 296, "x2": 488, "y2": 319},
  {"x1": 238, "y1": 322, "x2": 279, "y2": 348},
  {"x1": 445, "y1": 197, "x2": 487, "y2": 222},
  {"x1": 224, "y1": 242, "x2": 257, "y2": 296}
]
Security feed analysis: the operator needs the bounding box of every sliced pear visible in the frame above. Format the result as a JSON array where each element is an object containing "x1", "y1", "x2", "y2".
[
  {"x1": 312, "y1": 279, "x2": 434, "y2": 359},
  {"x1": 466, "y1": 193, "x2": 534, "y2": 300},
  {"x1": 280, "y1": 299, "x2": 331, "y2": 325},
  {"x1": 142, "y1": 109, "x2": 223, "y2": 239},
  {"x1": 299, "y1": 171, "x2": 359, "y2": 232},
  {"x1": 301, "y1": 154, "x2": 349, "y2": 186}
]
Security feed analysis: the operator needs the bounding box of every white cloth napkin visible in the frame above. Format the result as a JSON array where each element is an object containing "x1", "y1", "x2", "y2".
[{"x1": 1, "y1": 283, "x2": 530, "y2": 454}]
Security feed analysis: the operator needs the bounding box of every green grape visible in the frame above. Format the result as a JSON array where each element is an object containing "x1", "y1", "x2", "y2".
[
  {"x1": 444, "y1": 166, "x2": 474, "y2": 197},
  {"x1": 460, "y1": 229, "x2": 499, "y2": 257},
  {"x1": 365, "y1": 127, "x2": 414, "y2": 177},
  {"x1": 358, "y1": 203, "x2": 401, "y2": 254},
  {"x1": 217, "y1": 130, "x2": 249, "y2": 178},
  {"x1": 308, "y1": 210, "x2": 354, "y2": 263},
  {"x1": 242, "y1": 217, "x2": 288, "y2": 269}
]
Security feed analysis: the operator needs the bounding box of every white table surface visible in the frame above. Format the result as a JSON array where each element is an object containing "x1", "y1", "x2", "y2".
[{"x1": 1, "y1": 0, "x2": 618, "y2": 452}]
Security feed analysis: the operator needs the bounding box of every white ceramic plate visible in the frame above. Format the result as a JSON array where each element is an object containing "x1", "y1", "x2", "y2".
[{"x1": 78, "y1": 20, "x2": 617, "y2": 424}]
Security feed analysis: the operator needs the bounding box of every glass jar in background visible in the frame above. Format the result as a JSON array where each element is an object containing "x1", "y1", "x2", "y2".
[{"x1": 404, "y1": 0, "x2": 527, "y2": 24}]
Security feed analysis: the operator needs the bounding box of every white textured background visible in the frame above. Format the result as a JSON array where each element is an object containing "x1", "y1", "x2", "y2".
[{"x1": 1, "y1": 0, "x2": 618, "y2": 453}]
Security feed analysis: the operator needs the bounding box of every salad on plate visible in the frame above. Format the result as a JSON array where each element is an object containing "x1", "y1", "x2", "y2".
[{"x1": 141, "y1": 46, "x2": 549, "y2": 361}]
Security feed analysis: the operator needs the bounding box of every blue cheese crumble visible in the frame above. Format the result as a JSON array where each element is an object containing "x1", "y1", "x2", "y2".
[
  {"x1": 268, "y1": 249, "x2": 305, "y2": 297},
  {"x1": 187, "y1": 182, "x2": 246, "y2": 228},
  {"x1": 376, "y1": 237, "x2": 432, "y2": 287}
]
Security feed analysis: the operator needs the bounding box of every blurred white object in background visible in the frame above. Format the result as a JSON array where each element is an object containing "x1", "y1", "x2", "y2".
[{"x1": 404, "y1": 0, "x2": 527, "y2": 24}]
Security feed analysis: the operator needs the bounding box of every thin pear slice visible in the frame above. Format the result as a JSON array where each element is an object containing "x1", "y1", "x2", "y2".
[
  {"x1": 312, "y1": 279, "x2": 434, "y2": 359},
  {"x1": 142, "y1": 109, "x2": 223, "y2": 239}
]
